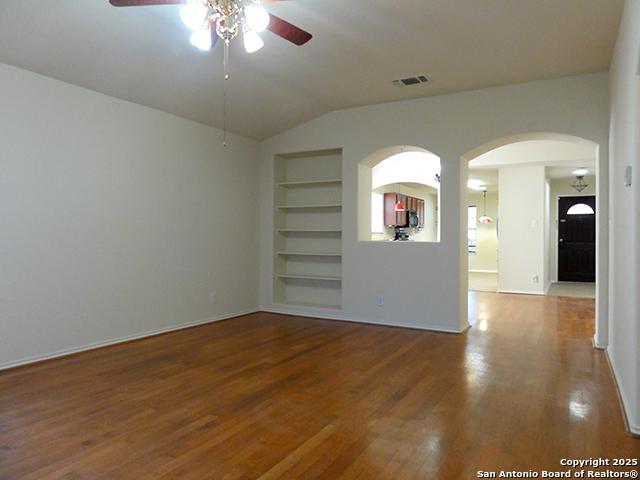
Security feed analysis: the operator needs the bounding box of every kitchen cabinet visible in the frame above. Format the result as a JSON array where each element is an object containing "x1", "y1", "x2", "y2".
[{"x1": 383, "y1": 192, "x2": 425, "y2": 228}]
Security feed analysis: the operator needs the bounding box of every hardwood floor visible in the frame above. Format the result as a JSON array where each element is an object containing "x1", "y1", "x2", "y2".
[{"x1": 1, "y1": 292, "x2": 638, "y2": 479}]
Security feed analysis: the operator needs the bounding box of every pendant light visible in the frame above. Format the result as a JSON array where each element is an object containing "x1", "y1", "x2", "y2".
[
  {"x1": 395, "y1": 199, "x2": 406, "y2": 212},
  {"x1": 571, "y1": 168, "x2": 589, "y2": 193},
  {"x1": 478, "y1": 188, "x2": 494, "y2": 224}
]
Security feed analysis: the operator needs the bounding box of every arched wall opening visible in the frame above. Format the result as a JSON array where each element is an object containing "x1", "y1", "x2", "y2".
[
  {"x1": 459, "y1": 132, "x2": 607, "y2": 347},
  {"x1": 358, "y1": 145, "x2": 441, "y2": 242}
]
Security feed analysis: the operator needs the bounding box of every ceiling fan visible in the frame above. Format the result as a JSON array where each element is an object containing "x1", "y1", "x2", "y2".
[
  {"x1": 108, "y1": 0, "x2": 312, "y2": 53},
  {"x1": 109, "y1": 0, "x2": 312, "y2": 146}
]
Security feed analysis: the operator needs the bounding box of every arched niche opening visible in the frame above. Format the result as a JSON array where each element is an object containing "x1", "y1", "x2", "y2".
[{"x1": 358, "y1": 146, "x2": 441, "y2": 242}]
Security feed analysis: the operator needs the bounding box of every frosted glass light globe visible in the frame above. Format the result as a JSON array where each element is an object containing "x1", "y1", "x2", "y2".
[
  {"x1": 190, "y1": 29, "x2": 212, "y2": 51},
  {"x1": 244, "y1": 5, "x2": 270, "y2": 33},
  {"x1": 181, "y1": 4, "x2": 208, "y2": 31},
  {"x1": 243, "y1": 30, "x2": 264, "y2": 53}
]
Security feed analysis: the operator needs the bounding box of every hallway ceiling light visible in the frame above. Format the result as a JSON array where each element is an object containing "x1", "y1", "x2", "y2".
[
  {"x1": 571, "y1": 169, "x2": 589, "y2": 193},
  {"x1": 478, "y1": 188, "x2": 494, "y2": 224}
]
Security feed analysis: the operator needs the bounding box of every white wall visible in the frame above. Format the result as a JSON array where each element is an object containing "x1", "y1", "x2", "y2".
[
  {"x1": 548, "y1": 176, "x2": 596, "y2": 283},
  {"x1": 258, "y1": 72, "x2": 610, "y2": 333},
  {"x1": 0, "y1": 62, "x2": 260, "y2": 368},
  {"x1": 467, "y1": 191, "x2": 498, "y2": 272},
  {"x1": 498, "y1": 166, "x2": 546, "y2": 294},
  {"x1": 608, "y1": 0, "x2": 640, "y2": 434}
]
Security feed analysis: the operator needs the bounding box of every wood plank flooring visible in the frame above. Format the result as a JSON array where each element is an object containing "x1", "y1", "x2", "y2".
[{"x1": 1, "y1": 292, "x2": 638, "y2": 479}]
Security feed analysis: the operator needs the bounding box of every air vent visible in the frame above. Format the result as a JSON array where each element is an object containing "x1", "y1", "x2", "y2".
[{"x1": 392, "y1": 75, "x2": 430, "y2": 87}]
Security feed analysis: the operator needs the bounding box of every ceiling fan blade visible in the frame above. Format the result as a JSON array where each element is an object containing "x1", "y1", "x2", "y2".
[
  {"x1": 267, "y1": 14, "x2": 312, "y2": 46},
  {"x1": 109, "y1": 0, "x2": 186, "y2": 6}
]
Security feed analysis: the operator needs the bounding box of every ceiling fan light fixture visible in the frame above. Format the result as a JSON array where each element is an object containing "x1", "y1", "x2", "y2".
[
  {"x1": 243, "y1": 29, "x2": 264, "y2": 53},
  {"x1": 190, "y1": 28, "x2": 212, "y2": 51},
  {"x1": 244, "y1": 4, "x2": 270, "y2": 33},
  {"x1": 180, "y1": 3, "x2": 208, "y2": 32}
]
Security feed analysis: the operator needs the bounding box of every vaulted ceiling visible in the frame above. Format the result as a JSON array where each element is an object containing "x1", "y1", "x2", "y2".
[{"x1": 0, "y1": 0, "x2": 624, "y2": 139}]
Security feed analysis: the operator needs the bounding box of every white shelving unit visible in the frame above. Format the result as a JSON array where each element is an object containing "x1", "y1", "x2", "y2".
[{"x1": 273, "y1": 149, "x2": 343, "y2": 310}]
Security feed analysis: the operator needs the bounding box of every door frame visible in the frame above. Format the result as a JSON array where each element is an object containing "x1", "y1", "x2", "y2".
[{"x1": 554, "y1": 193, "x2": 597, "y2": 284}]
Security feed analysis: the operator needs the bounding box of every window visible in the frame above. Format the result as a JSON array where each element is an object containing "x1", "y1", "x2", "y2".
[
  {"x1": 468, "y1": 205, "x2": 477, "y2": 253},
  {"x1": 567, "y1": 203, "x2": 595, "y2": 215}
]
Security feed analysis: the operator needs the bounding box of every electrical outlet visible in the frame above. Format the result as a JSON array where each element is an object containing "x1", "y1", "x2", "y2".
[
  {"x1": 531, "y1": 275, "x2": 539, "y2": 284},
  {"x1": 209, "y1": 291, "x2": 217, "y2": 304},
  {"x1": 376, "y1": 295, "x2": 384, "y2": 307}
]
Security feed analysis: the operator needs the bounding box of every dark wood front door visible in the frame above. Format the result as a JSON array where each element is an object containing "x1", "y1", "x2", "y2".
[{"x1": 558, "y1": 196, "x2": 596, "y2": 282}]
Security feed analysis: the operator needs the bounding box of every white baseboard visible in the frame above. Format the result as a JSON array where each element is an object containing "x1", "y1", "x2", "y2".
[
  {"x1": 497, "y1": 289, "x2": 545, "y2": 296},
  {"x1": 592, "y1": 335, "x2": 607, "y2": 350},
  {"x1": 605, "y1": 348, "x2": 640, "y2": 437},
  {"x1": 262, "y1": 305, "x2": 468, "y2": 334},
  {"x1": 545, "y1": 281, "x2": 553, "y2": 294},
  {"x1": 469, "y1": 269, "x2": 498, "y2": 274},
  {"x1": 0, "y1": 308, "x2": 259, "y2": 372}
]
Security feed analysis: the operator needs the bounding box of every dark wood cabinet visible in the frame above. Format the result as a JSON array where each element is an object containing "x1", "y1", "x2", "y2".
[{"x1": 383, "y1": 192, "x2": 425, "y2": 227}]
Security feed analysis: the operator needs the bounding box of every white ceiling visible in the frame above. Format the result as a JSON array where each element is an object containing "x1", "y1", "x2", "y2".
[{"x1": 0, "y1": 0, "x2": 624, "y2": 139}]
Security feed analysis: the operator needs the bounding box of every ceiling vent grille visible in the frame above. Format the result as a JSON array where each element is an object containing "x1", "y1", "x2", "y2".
[{"x1": 393, "y1": 75, "x2": 430, "y2": 87}]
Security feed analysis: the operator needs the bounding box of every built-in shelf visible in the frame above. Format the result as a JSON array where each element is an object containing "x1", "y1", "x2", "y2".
[
  {"x1": 276, "y1": 229, "x2": 342, "y2": 234},
  {"x1": 274, "y1": 148, "x2": 343, "y2": 309},
  {"x1": 272, "y1": 301, "x2": 342, "y2": 311},
  {"x1": 276, "y1": 274, "x2": 342, "y2": 282},
  {"x1": 276, "y1": 204, "x2": 342, "y2": 210},
  {"x1": 277, "y1": 179, "x2": 343, "y2": 188},
  {"x1": 277, "y1": 251, "x2": 342, "y2": 257}
]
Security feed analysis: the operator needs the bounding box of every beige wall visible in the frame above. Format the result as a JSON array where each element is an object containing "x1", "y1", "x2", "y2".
[
  {"x1": 498, "y1": 166, "x2": 546, "y2": 294},
  {"x1": 548, "y1": 175, "x2": 596, "y2": 283},
  {"x1": 607, "y1": 0, "x2": 640, "y2": 434},
  {"x1": 0, "y1": 62, "x2": 260, "y2": 368},
  {"x1": 467, "y1": 191, "x2": 498, "y2": 272},
  {"x1": 259, "y1": 72, "x2": 610, "y2": 332}
]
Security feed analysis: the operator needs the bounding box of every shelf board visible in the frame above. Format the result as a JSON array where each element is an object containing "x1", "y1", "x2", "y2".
[
  {"x1": 277, "y1": 179, "x2": 342, "y2": 188},
  {"x1": 276, "y1": 204, "x2": 342, "y2": 210},
  {"x1": 277, "y1": 251, "x2": 342, "y2": 257},
  {"x1": 276, "y1": 274, "x2": 342, "y2": 282},
  {"x1": 276, "y1": 228, "x2": 342, "y2": 234},
  {"x1": 273, "y1": 301, "x2": 342, "y2": 311}
]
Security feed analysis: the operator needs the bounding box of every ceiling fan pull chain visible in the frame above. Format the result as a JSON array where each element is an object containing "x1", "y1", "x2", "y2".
[{"x1": 223, "y1": 38, "x2": 230, "y2": 147}]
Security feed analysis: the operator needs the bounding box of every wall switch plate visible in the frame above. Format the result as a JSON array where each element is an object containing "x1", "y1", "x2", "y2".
[
  {"x1": 376, "y1": 295, "x2": 384, "y2": 307},
  {"x1": 625, "y1": 165, "x2": 632, "y2": 187}
]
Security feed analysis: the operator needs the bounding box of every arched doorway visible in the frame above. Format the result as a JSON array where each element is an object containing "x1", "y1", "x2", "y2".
[{"x1": 460, "y1": 133, "x2": 607, "y2": 347}]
